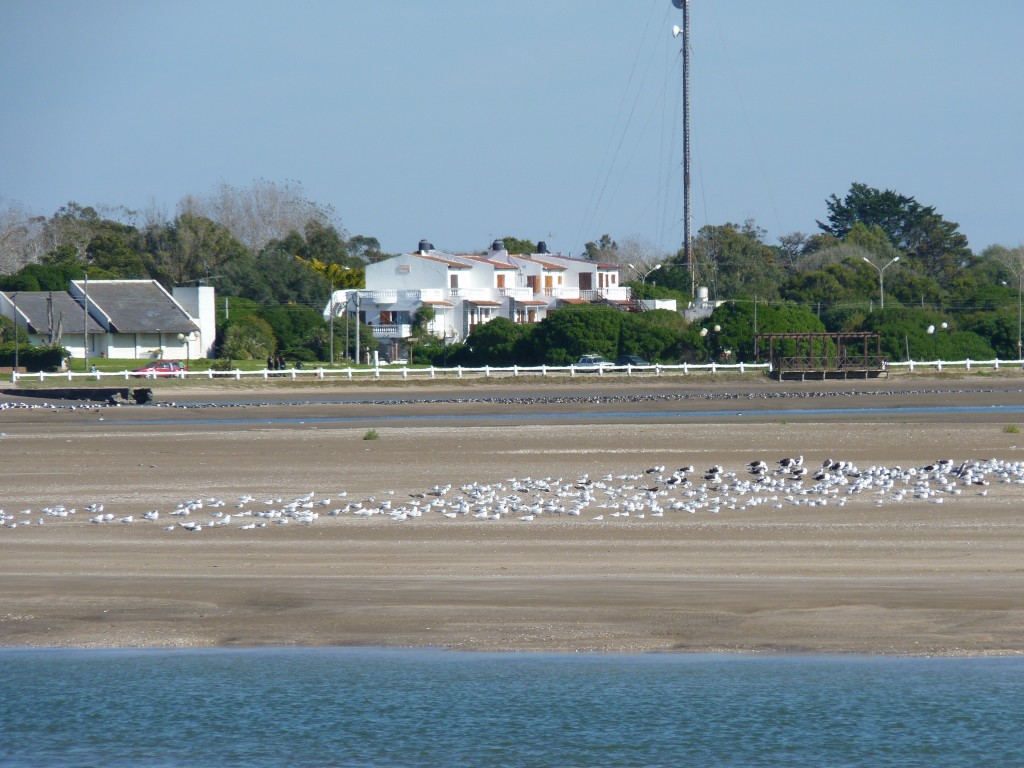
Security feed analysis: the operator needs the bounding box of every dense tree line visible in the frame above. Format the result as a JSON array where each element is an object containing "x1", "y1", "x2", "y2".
[
  {"x1": 0, "y1": 183, "x2": 378, "y2": 363},
  {"x1": 2, "y1": 180, "x2": 1023, "y2": 366}
]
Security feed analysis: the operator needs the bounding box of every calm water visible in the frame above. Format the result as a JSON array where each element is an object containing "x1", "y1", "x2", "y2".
[{"x1": 2, "y1": 648, "x2": 1022, "y2": 767}]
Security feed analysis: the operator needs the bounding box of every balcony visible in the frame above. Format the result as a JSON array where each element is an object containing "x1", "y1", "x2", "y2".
[
  {"x1": 542, "y1": 286, "x2": 580, "y2": 299},
  {"x1": 581, "y1": 286, "x2": 632, "y2": 302},
  {"x1": 369, "y1": 323, "x2": 412, "y2": 339},
  {"x1": 363, "y1": 288, "x2": 447, "y2": 304},
  {"x1": 498, "y1": 286, "x2": 533, "y2": 301},
  {"x1": 449, "y1": 287, "x2": 496, "y2": 300}
]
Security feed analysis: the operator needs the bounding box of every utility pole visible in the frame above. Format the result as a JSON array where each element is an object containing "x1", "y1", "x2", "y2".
[
  {"x1": 83, "y1": 269, "x2": 89, "y2": 373},
  {"x1": 328, "y1": 280, "x2": 335, "y2": 365},
  {"x1": 354, "y1": 292, "x2": 360, "y2": 365},
  {"x1": 672, "y1": 0, "x2": 693, "y2": 296}
]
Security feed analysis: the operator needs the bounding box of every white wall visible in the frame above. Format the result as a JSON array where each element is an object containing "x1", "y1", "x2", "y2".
[
  {"x1": 172, "y1": 286, "x2": 215, "y2": 358},
  {"x1": 367, "y1": 254, "x2": 450, "y2": 291}
]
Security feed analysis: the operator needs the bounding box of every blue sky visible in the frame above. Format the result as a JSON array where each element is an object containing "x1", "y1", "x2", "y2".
[{"x1": 2, "y1": 1, "x2": 1021, "y2": 257}]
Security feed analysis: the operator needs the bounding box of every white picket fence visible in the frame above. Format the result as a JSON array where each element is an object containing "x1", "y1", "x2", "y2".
[
  {"x1": 10, "y1": 357, "x2": 1023, "y2": 385},
  {"x1": 889, "y1": 358, "x2": 1024, "y2": 373},
  {"x1": 11, "y1": 361, "x2": 770, "y2": 384}
]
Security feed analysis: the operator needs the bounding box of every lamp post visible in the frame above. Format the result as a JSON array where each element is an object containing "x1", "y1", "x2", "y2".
[
  {"x1": 354, "y1": 291, "x2": 361, "y2": 365},
  {"x1": 1014, "y1": 274, "x2": 1022, "y2": 362},
  {"x1": 699, "y1": 323, "x2": 721, "y2": 362},
  {"x1": 177, "y1": 331, "x2": 196, "y2": 371},
  {"x1": 927, "y1": 322, "x2": 947, "y2": 360},
  {"x1": 83, "y1": 268, "x2": 89, "y2": 373},
  {"x1": 862, "y1": 256, "x2": 900, "y2": 310},
  {"x1": 329, "y1": 286, "x2": 336, "y2": 365},
  {"x1": 327, "y1": 267, "x2": 350, "y2": 365},
  {"x1": 641, "y1": 263, "x2": 663, "y2": 285}
]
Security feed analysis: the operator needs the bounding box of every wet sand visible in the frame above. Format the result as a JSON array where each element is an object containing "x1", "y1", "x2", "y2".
[{"x1": 2, "y1": 375, "x2": 1024, "y2": 654}]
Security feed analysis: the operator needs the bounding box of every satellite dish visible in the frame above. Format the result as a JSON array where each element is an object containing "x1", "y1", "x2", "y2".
[
  {"x1": 672, "y1": 24, "x2": 683, "y2": 37},
  {"x1": 672, "y1": 0, "x2": 685, "y2": 8}
]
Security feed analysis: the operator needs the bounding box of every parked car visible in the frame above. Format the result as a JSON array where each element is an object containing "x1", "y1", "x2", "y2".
[
  {"x1": 615, "y1": 355, "x2": 650, "y2": 366},
  {"x1": 132, "y1": 359, "x2": 186, "y2": 377},
  {"x1": 575, "y1": 354, "x2": 610, "y2": 369}
]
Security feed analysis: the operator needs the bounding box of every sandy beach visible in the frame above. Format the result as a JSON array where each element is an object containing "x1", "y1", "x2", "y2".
[{"x1": 3, "y1": 374, "x2": 1024, "y2": 655}]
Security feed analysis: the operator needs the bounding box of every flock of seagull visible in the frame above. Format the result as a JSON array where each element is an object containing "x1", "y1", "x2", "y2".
[{"x1": 3, "y1": 455, "x2": 1021, "y2": 534}]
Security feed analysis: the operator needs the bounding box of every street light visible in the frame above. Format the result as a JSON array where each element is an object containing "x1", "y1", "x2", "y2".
[
  {"x1": 328, "y1": 267, "x2": 350, "y2": 365},
  {"x1": 862, "y1": 256, "x2": 900, "y2": 310},
  {"x1": 177, "y1": 331, "x2": 197, "y2": 371},
  {"x1": 1002, "y1": 274, "x2": 1023, "y2": 362},
  {"x1": 699, "y1": 324, "x2": 721, "y2": 362},
  {"x1": 926, "y1": 322, "x2": 948, "y2": 360},
  {"x1": 641, "y1": 263, "x2": 663, "y2": 285}
]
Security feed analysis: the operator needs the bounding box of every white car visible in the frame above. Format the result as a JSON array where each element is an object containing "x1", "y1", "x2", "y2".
[{"x1": 575, "y1": 354, "x2": 610, "y2": 369}]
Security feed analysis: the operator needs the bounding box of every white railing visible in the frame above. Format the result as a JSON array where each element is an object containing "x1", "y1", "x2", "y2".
[
  {"x1": 543, "y1": 287, "x2": 580, "y2": 299},
  {"x1": 580, "y1": 287, "x2": 632, "y2": 302},
  {"x1": 368, "y1": 323, "x2": 412, "y2": 339},
  {"x1": 361, "y1": 288, "x2": 447, "y2": 304},
  {"x1": 10, "y1": 361, "x2": 772, "y2": 385},
  {"x1": 889, "y1": 358, "x2": 1024, "y2": 372},
  {"x1": 14, "y1": 357, "x2": 1024, "y2": 387},
  {"x1": 498, "y1": 286, "x2": 534, "y2": 300},
  {"x1": 448, "y1": 287, "x2": 493, "y2": 300}
]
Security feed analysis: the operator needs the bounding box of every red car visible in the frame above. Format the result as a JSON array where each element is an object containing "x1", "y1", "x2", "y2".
[{"x1": 132, "y1": 359, "x2": 187, "y2": 377}]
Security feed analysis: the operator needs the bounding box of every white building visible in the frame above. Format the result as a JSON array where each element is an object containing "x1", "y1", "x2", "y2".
[
  {"x1": 1, "y1": 280, "x2": 214, "y2": 363},
  {"x1": 325, "y1": 240, "x2": 635, "y2": 359}
]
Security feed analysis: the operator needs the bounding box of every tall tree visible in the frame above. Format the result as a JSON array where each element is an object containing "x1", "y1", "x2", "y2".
[
  {"x1": 582, "y1": 234, "x2": 618, "y2": 262},
  {"x1": 143, "y1": 212, "x2": 252, "y2": 287},
  {"x1": 818, "y1": 182, "x2": 971, "y2": 287},
  {"x1": 495, "y1": 236, "x2": 537, "y2": 255},
  {"x1": 0, "y1": 197, "x2": 46, "y2": 274},
  {"x1": 183, "y1": 179, "x2": 339, "y2": 253},
  {"x1": 692, "y1": 220, "x2": 783, "y2": 300}
]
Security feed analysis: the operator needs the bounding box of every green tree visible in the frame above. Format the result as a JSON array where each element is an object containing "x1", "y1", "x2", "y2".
[
  {"x1": 619, "y1": 310, "x2": 684, "y2": 362},
  {"x1": 495, "y1": 236, "x2": 537, "y2": 255},
  {"x1": 0, "y1": 262, "x2": 84, "y2": 291},
  {"x1": 529, "y1": 305, "x2": 623, "y2": 364},
  {"x1": 582, "y1": 234, "x2": 618, "y2": 262},
  {"x1": 685, "y1": 301, "x2": 825, "y2": 363},
  {"x1": 692, "y1": 220, "x2": 784, "y2": 300},
  {"x1": 220, "y1": 315, "x2": 277, "y2": 360},
  {"x1": 459, "y1": 317, "x2": 532, "y2": 366},
  {"x1": 818, "y1": 182, "x2": 972, "y2": 287},
  {"x1": 143, "y1": 212, "x2": 253, "y2": 288},
  {"x1": 258, "y1": 304, "x2": 327, "y2": 354},
  {"x1": 250, "y1": 247, "x2": 330, "y2": 307},
  {"x1": 347, "y1": 234, "x2": 385, "y2": 263}
]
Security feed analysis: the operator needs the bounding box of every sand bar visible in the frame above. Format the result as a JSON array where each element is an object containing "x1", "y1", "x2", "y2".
[{"x1": 2, "y1": 374, "x2": 1024, "y2": 654}]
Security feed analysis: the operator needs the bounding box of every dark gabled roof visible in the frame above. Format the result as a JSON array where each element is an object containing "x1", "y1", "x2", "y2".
[
  {"x1": 72, "y1": 280, "x2": 198, "y2": 334},
  {"x1": 3, "y1": 291, "x2": 104, "y2": 334}
]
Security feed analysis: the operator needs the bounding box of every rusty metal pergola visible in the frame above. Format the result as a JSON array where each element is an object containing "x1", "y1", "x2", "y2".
[{"x1": 756, "y1": 332, "x2": 889, "y2": 380}]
